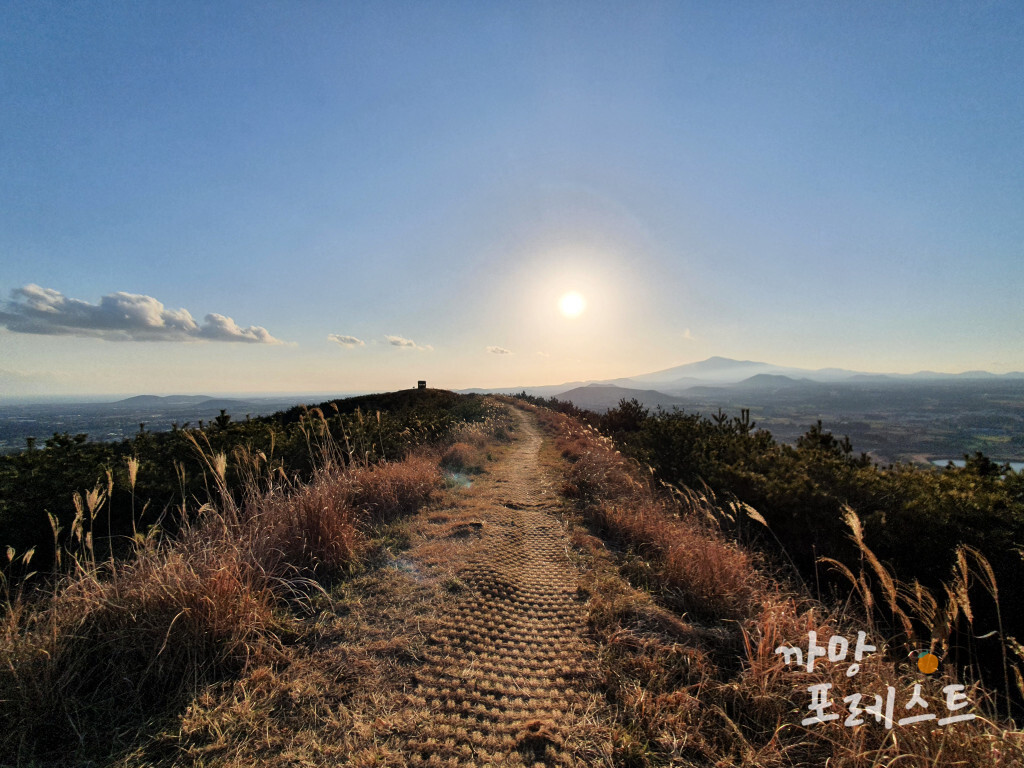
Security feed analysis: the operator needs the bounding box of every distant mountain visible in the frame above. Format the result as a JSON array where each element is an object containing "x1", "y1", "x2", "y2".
[
  {"x1": 630, "y1": 357, "x2": 775, "y2": 386},
  {"x1": 114, "y1": 395, "x2": 216, "y2": 407},
  {"x1": 848, "y1": 374, "x2": 895, "y2": 383},
  {"x1": 459, "y1": 381, "x2": 596, "y2": 398},
  {"x1": 607, "y1": 375, "x2": 710, "y2": 390},
  {"x1": 732, "y1": 374, "x2": 822, "y2": 390},
  {"x1": 112, "y1": 395, "x2": 264, "y2": 413},
  {"x1": 551, "y1": 385, "x2": 687, "y2": 413},
  {"x1": 957, "y1": 370, "x2": 1002, "y2": 378},
  {"x1": 624, "y1": 357, "x2": 1024, "y2": 391},
  {"x1": 627, "y1": 357, "x2": 872, "y2": 391},
  {"x1": 459, "y1": 357, "x2": 1024, "y2": 403}
]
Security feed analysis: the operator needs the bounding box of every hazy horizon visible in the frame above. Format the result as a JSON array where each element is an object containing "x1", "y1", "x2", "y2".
[
  {"x1": 3, "y1": 3, "x2": 1023, "y2": 397},
  {"x1": 4, "y1": 354, "x2": 1024, "y2": 405}
]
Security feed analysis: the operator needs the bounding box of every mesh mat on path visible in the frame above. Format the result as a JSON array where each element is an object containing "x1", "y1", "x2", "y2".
[{"x1": 397, "y1": 412, "x2": 597, "y2": 767}]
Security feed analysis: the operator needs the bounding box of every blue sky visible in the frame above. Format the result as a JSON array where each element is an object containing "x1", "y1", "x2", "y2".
[{"x1": 1, "y1": 1, "x2": 1022, "y2": 397}]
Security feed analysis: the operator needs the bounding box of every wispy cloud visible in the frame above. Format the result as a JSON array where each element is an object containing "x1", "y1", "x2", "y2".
[
  {"x1": 682, "y1": 328, "x2": 694, "y2": 341},
  {"x1": 328, "y1": 333, "x2": 365, "y2": 348},
  {"x1": 0, "y1": 284, "x2": 281, "y2": 343},
  {"x1": 486, "y1": 345, "x2": 512, "y2": 355},
  {"x1": 385, "y1": 334, "x2": 433, "y2": 351}
]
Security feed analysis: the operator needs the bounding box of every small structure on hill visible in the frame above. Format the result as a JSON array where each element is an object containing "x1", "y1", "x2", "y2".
[{"x1": 417, "y1": 380, "x2": 426, "y2": 390}]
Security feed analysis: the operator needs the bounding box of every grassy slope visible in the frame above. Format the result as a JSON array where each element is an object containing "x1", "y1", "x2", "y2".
[
  {"x1": 526, "y1": 401, "x2": 1023, "y2": 766},
  {"x1": 3, "y1": 396, "x2": 1022, "y2": 766},
  {"x1": 0, "y1": 395, "x2": 511, "y2": 765}
]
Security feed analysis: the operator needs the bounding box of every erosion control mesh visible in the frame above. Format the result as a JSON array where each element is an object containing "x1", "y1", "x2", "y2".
[{"x1": 400, "y1": 412, "x2": 593, "y2": 767}]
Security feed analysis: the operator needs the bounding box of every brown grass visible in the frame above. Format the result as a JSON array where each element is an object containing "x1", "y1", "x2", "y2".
[
  {"x1": 6, "y1": 399, "x2": 1019, "y2": 766},
  {"x1": 439, "y1": 441, "x2": 480, "y2": 473},
  {"x1": 545, "y1": 409, "x2": 763, "y2": 621},
  {"x1": 528, "y1": 401, "x2": 1024, "y2": 767},
  {"x1": 1, "y1": 521, "x2": 288, "y2": 757},
  {"x1": 137, "y1": 563, "x2": 440, "y2": 768},
  {"x1": 0, "y1": 448, "x2": 442, "y2": 763}
]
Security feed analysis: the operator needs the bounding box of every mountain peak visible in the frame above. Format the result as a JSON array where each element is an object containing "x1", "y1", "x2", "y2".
[{"x1": 630, "y1": 357, "x2": 773, "y2": 386}]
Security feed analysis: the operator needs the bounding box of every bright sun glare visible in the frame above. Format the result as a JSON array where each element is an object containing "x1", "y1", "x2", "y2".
[{"x1": 558, "y1": 291, "x2": 586, "y2": 318}]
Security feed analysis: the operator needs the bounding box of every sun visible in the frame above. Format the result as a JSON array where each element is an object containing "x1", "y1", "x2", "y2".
[{"x1": 558, "y1": 291, "x2": 586, "y2": 318}]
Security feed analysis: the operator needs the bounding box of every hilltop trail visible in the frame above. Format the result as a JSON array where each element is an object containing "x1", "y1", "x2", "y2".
[{"x1": 393, "y1": 407, "x2": 604, "y2": 767}]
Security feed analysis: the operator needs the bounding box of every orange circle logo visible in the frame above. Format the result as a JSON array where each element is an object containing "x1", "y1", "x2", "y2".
[{"x1": 917, "y1": 652, "x2": 939, "y2": 674}]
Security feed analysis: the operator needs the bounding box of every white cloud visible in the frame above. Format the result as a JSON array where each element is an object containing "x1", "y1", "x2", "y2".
[
  {"x1": 486, "y1": 346, "x2": 512, "y2": 355},
  {"x1": 385, "y1": 334, "x2": 432, "y2": 351},
  {"x1": 682, "y1": 328, "x2": 694, "y2": 341},
  {"x1": 0, "y1": 284, "x2": 282, "y2": 343},
  {"x1": 200, "y1": 313, "x2": 278, "y2": 343},
  {"x1": 328, "y1": 334, "x2": 365, "y2": 348}
]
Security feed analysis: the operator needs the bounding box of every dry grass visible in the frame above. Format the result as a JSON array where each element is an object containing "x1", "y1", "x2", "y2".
[
  {"x1": 439, "y1": 441, "x2": 483, "y2": 474},
  {"x1": 0, "y1": 448, "x2": 442, "y2": 763},
  {"x1": 549, "y1": 410, "x2": 763, "y2": 622},
  {"x1": 6, "y1": 398, "x2": 1019, "y2": 766},
  {"x1": 450, "y1": 400, "x2": 517, "y2": 446},
  {"x1": 123, "y1": 564, "x2": 440, "y2": 768},
  {"x1": 592, "y1": 496, "x2": 760, "y2": 621},
  {"x1": 344, "y1": 455, "x2": 443, "y2": 526},
  {"x1": 109, "y1": 401, "x2": 522, "y2": 767},
  {"x1": 1, "y1": 521, "x2": 289, "y2": 759},
  {"x1": 528, "y1": 401, "x2": 1024, "y2": 767},
  {"x1": 430, "y1": 403, "x2": 516, "y2": 480}
]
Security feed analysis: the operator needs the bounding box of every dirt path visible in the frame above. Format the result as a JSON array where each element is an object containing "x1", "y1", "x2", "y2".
[{"x1": 396, "y1": 408, "x2": 600, "y2": 767}]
